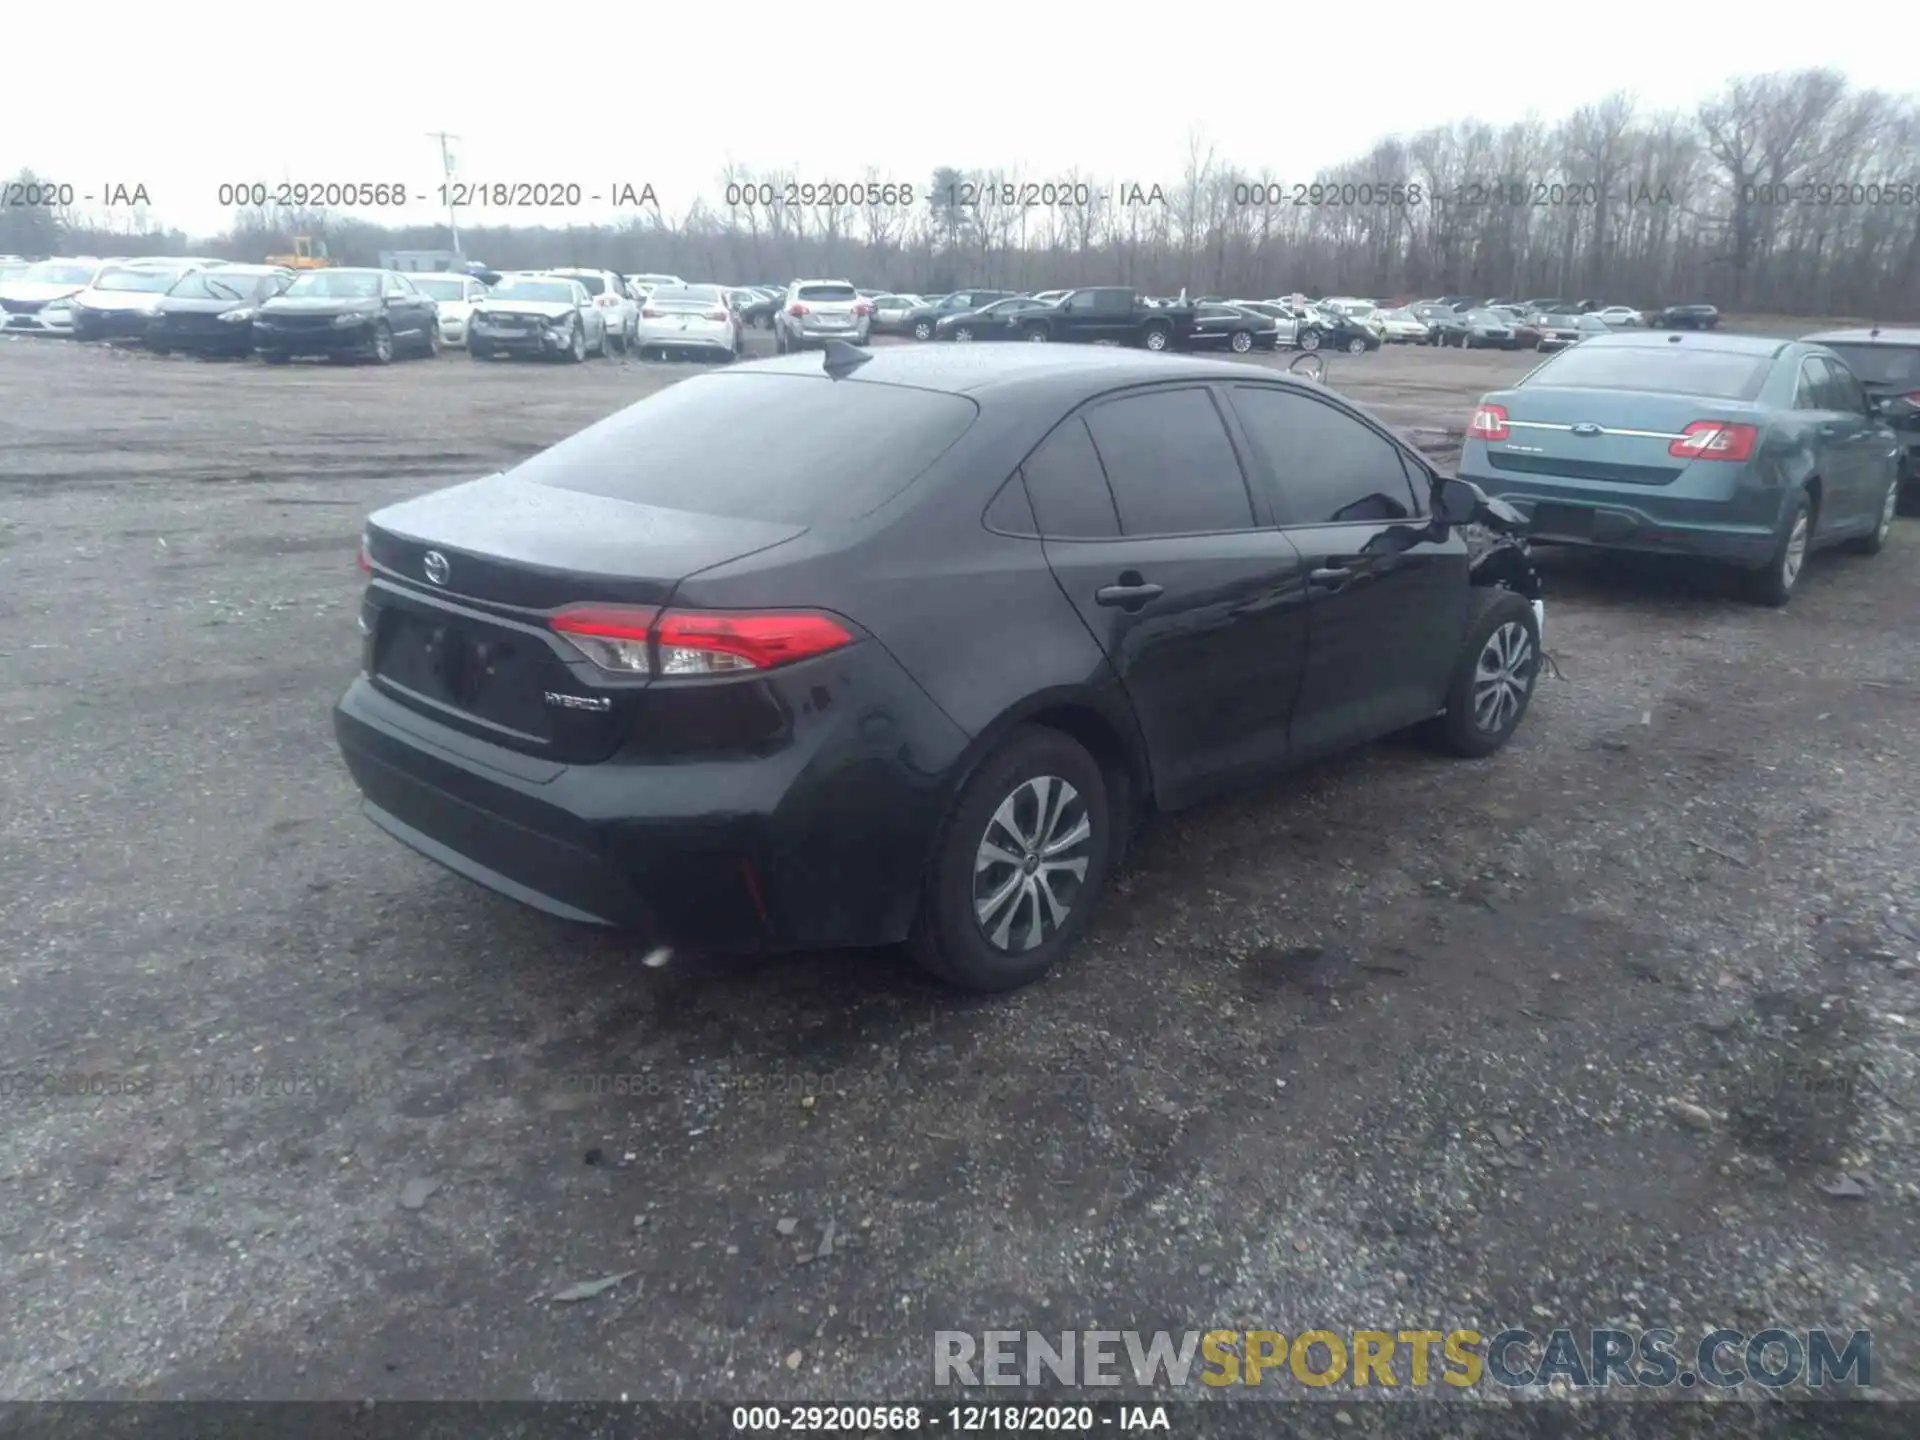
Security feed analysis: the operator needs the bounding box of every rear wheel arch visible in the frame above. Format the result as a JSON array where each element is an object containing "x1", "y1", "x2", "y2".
[
  {"x1": 1802, "y1": 474, "x2": 1824, "y2": 529},
  {"x1": 947, "y1": 694, "x2": 1153, "y2": 842}
]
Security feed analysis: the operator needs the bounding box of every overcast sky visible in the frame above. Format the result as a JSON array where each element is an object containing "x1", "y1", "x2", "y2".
[{"x1": 3, "y1": 0, "x2": 1908, "y2": 240}]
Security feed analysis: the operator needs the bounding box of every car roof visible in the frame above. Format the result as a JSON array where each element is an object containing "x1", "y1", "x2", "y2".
[
  {"x1": 1572, "y1": 330, "x2": 1791, "y2": 358},
  {"x1": 736, "y1": 343, "x2": 1311, "y2": 399},
  {"x1": 1801, "y1": 327, "x2": 1920, "y2": 346},
  {"x1": 546, "y1": 267, "x2": 611, "y2": 276}
]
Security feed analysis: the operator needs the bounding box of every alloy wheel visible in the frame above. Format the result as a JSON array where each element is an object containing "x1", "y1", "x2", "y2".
[
  {"x1": 972, "y1": 775, "x2": 1093, "y2": 953},
  {"x1": 1231, "y1": 330, "x2": 1253, "y2": 353},
  {"x1": 954, "y1": 327, "x2": 973, "y2": 342},
  {"x1": 1472, "y1": 621, "x2": 1535, "y2": 734},
  {"x1": 1782, "y1": 512, "x2": 1810, "y2": 589},
  {"x1": 914, "y1": 321, "x2": 933, "y2": 340}
]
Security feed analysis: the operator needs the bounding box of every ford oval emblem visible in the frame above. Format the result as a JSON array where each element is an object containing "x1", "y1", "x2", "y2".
[
  {"x1": 1570, "y1": 422, "x2": 1603, "y2": 437},
  {"x1": 423, "y1": 550, "x2": 450, "y2": 586}
]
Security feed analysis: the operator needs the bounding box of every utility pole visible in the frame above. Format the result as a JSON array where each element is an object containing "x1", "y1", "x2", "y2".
[{"x1": 428, "y1": 132, "x2": 462, "y2": 257}]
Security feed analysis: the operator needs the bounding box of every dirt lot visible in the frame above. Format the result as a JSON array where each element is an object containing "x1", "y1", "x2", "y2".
[{"x1": 2, "y1": 332, "x2": 1917, "y2": 1424}]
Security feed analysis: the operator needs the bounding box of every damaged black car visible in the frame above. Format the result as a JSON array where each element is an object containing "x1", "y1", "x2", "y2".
[{"x1": 335, "y1": 345, "x2": 1543, "y2": 996}]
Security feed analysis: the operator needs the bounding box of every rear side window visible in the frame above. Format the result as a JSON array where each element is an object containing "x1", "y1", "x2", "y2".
[
  {"x1": 518, "y1": 374, "x2": 977, "y2": 524},
  {"x1": 797, "y1": 283, "x2": 857, "y2": 302},
  {"x1": 1817, "y1": 357, "x2": 1868, "y2": 413},
  {"x1": 1525, "y1": 345, "x2": 1771, "y2": 400},
  {"x1": 1083, "y1": 388, "x2": 1255, "y2": 536},
  {"x1": 1022, "y1": 419, "x2": 1119, "y2": 538},
  {"x1": 1230, "y1": 387, "x2": 1418, "y2": 525}
]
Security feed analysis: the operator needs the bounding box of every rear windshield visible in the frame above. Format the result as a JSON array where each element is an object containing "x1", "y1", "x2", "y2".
[
  {"x1": 1821, "y1": 343, "x2": 1920, "y2": 388},
  {"x1": 410, "y1": 275, "x2": 469, "y2": 301},
  {"x1": 490, "y1": 278, "x2": 576, "y2": 303},
  {"x1": 650, "y1": 284, "x2": 721, "y2": 304},
  {"x1": 518, "y1": 374, "x2": 978, "y2": 524},
  {"x1": 1524, "y1": 345, "x2": 1772, "y2": 400},
  {"x1": 23, "y1": 262, "x2": 97, "y2": 286},
  {"x1": 554, "y1": 272, "x2": 607, "y2": 295},
  {"x1": 797, "y1": 283, "x2": 857, "y2": 302}
]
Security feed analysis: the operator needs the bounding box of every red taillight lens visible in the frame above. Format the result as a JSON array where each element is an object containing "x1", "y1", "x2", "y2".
[
  {"x1": 1468, "y1": 404, "x2": 1510, "y2": 441},
  {"x1": 1903, "y1": 391, "x2": 1920, "y2": 406},
  {"x1": 788, "y1": 303, "x2": 808, "y2": 317},
  {"x1": 547, "y1": 606, "x2": 854, "y2": 676},
  {"x1": 357, "y1": 533, "x2": 372, "y2": 573},
  {"x1": 657, "y1": 610, "x2": 853, "y2": 675},
  {"x1": 641, "y1": 307, "x2": 661, "y2": 319},
  {"x1": 854, "y1": 301, "x2": 872, "y2": 316},
  {"x1": 549, "y1": 604, "x2": 659, "y2": 674},
  {"x1": 1669, "y1": 421, "x2": 1758, "y2": 462}
]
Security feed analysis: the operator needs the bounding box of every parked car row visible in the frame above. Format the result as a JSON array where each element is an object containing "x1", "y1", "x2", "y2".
[{"x1": 0, "y1": 257, "x2": 752, "y2": 365}]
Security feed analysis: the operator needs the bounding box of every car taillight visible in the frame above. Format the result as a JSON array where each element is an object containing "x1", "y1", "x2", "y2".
[
  {"x1": 357, "y1": 533, "x2": 372, "y2": 573},
  {"x1": 1669, "y1": 421, "x2": 1758, "y2": 462},
  {"x1": 1903, "y1": 391, "x2": 1920, "y2": 406},
  {"x1": 706, "y1": 309, "x2": 729, "y2": 322},
  {"x1": 597, "y1": 294, "x2": 621, "y2": 307},
  {"x1": 547, "y1": 606, "x2": 853, "y2": 676},
  {"x1": 641, "y1": 307, "x2": 661, "y2": 319},
  {"x1": 1468, "y1": 404, "x2": 1510, "y2": 441},
  {"x1": 658, "y1": 610, "x2": 853, "y2": 675},
  {"x1": 853, "y1": 301, "x2": 872, "y2": 316},
  {"x1": 788, "y1": 303, "x2": 808, "y2": 317},
  {"x1": 550, "y1": 604, "x2": 659, "y2": 674}
]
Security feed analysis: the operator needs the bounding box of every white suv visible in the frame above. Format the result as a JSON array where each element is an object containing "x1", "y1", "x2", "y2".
[
  {"x1": 543, "y1": 268, "x2": 638, "y2": 352},
  {"x1": 773, "y1": 279, "x2": 871, "y2": 353}
]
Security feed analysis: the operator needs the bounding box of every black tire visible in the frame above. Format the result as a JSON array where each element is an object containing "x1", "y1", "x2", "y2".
[
  {"x1": 1298, "y1": 329, "x2": 1321, "y2": 352},
  {"x1": 1742, "y1": 490, "x2": 1812, "y2": 606},
  {"x1": 564, "y1": 321, "x2": 586, "y2": 363},
  {"x1": 907, "y1": 726, "x2": 1112, "y2": 993},
  {"x1": 1346, "y1": 335, "x2": 1367, "y2": 354},
  {"x1": 1230, "y1": 329, "x2": 1254, "y2": 353},
  {"x1": 1141, "y1": 323, "x2": 1171, "y2": 352},
  {"x1": 1847, "y1": 479, "x2": 1898, "y2": 555},
  {"x1": 1899, "y1": 478, "x2": 1920, "y2": 518},
  {"x1": 912, "y1": 320, "x2": 934, "y2": 341},
  {"x1": 422, "y1": 323, "x2": 442, "y2": 358},
  {"x1": 1024, "y1": 324, "x2": 1049, "y2": 342},
  {"x1": 1426, "y1": 589, "x2": 1542, "y2": 758},
  {"x1": 368, "y1": 322, "x2": 393, "y2": 365}
]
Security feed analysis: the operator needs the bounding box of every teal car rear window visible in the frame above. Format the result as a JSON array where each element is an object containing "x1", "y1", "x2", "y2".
[{"x1": 1524, "y1": 347, "x2": 1771, "y2": 401}]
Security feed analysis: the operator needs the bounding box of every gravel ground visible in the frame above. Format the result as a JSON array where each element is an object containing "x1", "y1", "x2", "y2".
[{"x1": 1, "y1": 332, "x2": 1916, "y2": 1426}]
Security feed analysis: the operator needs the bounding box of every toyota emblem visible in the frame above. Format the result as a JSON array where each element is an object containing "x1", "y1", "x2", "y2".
[{"x1": 422, "y1": 550, "x2": 450, "y2": 586}]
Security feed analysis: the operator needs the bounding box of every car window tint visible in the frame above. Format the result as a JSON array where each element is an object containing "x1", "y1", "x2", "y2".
[
  {"x1": 1793, "y1": 360, "x2": 1825, "y2": 409},
  {"x1": 518, "y1": 374, "x2": 978, "y2": 524},
  {"x1": 1817, "y1": 357, "x2": 1867, "y2": 413},
  {"x1": 1021, "y1": 419, "x2": 1119, "y2": 538},
  {"x1": 1524, "y1": 345, "x2": 1771, "y2": 400},
  {"x1": 984, "y1": 476, "x2": 1039, "y2": 536},
  {"x1": 1229, "y1": 386, "x2": 1417, "y2": 525},
  {"x1": 1083, "y1": 389, "x2": 1255, "y2": 536}
]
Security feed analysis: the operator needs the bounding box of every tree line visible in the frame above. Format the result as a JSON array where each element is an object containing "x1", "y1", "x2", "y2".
[{"x1": 5, "y1": 68, "x2": 1917, "y2": 319}]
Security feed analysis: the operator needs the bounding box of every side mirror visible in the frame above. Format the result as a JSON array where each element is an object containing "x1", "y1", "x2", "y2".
[{"x1": 1434, "y1": 477, "x2": 1486, "y2": 525}]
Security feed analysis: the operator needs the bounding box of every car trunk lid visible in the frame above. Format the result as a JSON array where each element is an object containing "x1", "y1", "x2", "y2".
[
  {"x1": 1478, "y1": 387, "x2": 1762, "y2": 487},
  {"x1": 363, "y1": 474, "x2": 808, "y2": 763}
]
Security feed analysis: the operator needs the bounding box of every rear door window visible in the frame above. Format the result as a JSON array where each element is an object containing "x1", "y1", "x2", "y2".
[
  {"x1": 1021, "y1": 419, "x2": 1119, "y2": 538},
  {"x1": 518, "y1": 374, "x2": 978, "y2": 524},
  {"x1": 1229, "y1": 386, "x2": 1419, "y2": 525},
  {"x1": 1082, "y1": 388, "x2": 1256, "y2": 536},
  {"x1": 1817, "y1": 357, "x2": 1868, "y2": 414}
]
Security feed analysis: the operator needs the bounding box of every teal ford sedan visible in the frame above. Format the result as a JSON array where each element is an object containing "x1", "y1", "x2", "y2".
[{"x1": 1459, "y1": 331, "x2": 1903, "y2": 605}]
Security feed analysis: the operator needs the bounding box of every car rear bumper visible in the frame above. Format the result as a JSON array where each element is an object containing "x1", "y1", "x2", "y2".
[
  {"x1": 635, "y1": 320, "x2": 735, "y2": 352},
  {"x1": 332, "y1": 655, "x2": 967, "y2": 952},
  {"x1": 1462, "y1": 477, "x2": 1778, "y2": 565},
  {"x1": 784, "y1": 322, "x2": 872, "y2": 347}
]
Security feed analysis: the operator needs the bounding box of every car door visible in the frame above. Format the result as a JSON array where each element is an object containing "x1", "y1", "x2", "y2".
[
  {"x1": 383, "y1": 273, "x2": 422, "y2": 341},
  {"x1": 1792, "y1": 356, "x2": 1862, "y2": 530},
  {"x1": 1024, "y1": 385, "x2": 1310, "y2": 810},
  {"x1": 1187, "y1": 304, "x2": 1233, "y2": 347},
  {"x1": 1811, "y1": 356, "x2": 1886, "y2": 525},
  {"x1": 1225, "y1": 383, "x2": 1470, "y2": 758}
]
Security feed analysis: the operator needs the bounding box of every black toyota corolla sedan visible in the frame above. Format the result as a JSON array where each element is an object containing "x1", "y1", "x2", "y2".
[{"x1": 335, "y1": 344, "x2": 1544, "y2": 992}]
